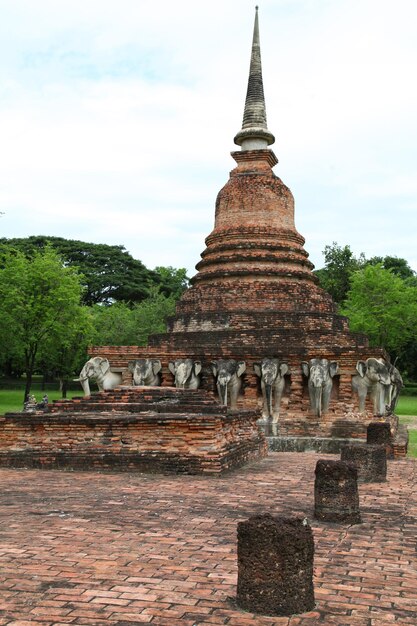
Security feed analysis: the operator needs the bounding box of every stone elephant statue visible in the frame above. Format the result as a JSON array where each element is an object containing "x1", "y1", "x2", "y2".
[
  {"x1": 352, "y1": 357, "x2": 392, "y2": 415},
  {"x1": 168, "y1": 359, "x2": 202, "y2": 389},
  {"x1": 253, "y1": 358, "x2": 289, "y2": 421},
  {"x1": 75, "y1": 356, "x2": 122, "y2": 397},
  {"x1": 386, "y1": 362, "x2": 404, "y2": 413},
  {"x1": 211, "y1": 359, "x2": 246, "y2": 410},
  {"x1": 302, "y1": 358, "x2": 339, "y2": 417},
  {"x1": 128, "y1": 358, "x2": 162, "y2": 386}
]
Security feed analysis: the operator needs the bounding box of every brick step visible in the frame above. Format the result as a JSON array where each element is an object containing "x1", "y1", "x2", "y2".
[
  {"x1": 50, "y1": 402, "x2": 225, "y2": 414},
  {"x1": 50, "y1": 387, "x2": 224, "y2": 415}
]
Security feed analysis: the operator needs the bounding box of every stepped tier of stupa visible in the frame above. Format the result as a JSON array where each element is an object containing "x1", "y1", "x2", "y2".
[{"x1": 90, "y1": 9, "x2": 405, "y2": 450}]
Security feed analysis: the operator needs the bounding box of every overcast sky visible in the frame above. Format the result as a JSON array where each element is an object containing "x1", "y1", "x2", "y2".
[{"x1": 1, "y1": 0, "x2": 416, "y2": 277}]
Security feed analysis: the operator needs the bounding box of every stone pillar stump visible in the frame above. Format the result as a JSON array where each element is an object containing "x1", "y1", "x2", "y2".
[
  {"x1": 314, "y1": 460, "x2": 361, "y2": 524},
  {"x1": 236, "y1": 513, "x2": 315, "y2": 616},
  {"x1": 341, "y1": 443, "x2": 387, "y2": 482},
  {"x1": 367, "y1": 421, "x2": 393, "y2": 458}
]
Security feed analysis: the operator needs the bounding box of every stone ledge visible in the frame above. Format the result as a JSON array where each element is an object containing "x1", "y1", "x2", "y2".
[{"x1": 267, "y1": 436, "x2": 365, "y2": 454}]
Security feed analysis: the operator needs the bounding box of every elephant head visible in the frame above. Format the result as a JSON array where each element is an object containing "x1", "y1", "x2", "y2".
[
  {"x1": 168, "y1": 359, "x2": 202, "y2": 389},
  {"x1": 302, "y1": 358, "x2": 339, "y2": 417},
  {"x1": 211, "y1": 359, "x2": 246, "y2": 410},
  {"x1": 253, "y1": 358, "x2": 289, "y2": 421},
  {"x1": 352, "y1": 357, "x2": 391, "y2": 415},
  {"x1": 74, "y1": 357, "x2": 122, "y2": 396},
  {"x1": 128, "y1": 358, "x2": 162, "y2": 386}
]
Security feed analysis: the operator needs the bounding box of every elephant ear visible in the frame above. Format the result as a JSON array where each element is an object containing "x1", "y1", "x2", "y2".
[
  {"x1": 329, "y1": 361, "x2": 339, "y2": 378},
  {"x1": 280, "y1": 363, "x2": 289, "y2": 377},
  {"x1": 301, "y1": 361, "x2": 310, "y2": 377},
  {"x1": 99, "y1": 358, "x2": 110, "y2": 376},
  {"x1": 356, "y1": 360, "x2": 367, "y2": 377},
  {"x1": 193, "y1": 361, "x2": 202, "y2": 376},
  {"x1": 152, "y1": 360, "x2": 162, "y2": 375},
  {"x1": 127, "y1": 360, "x2": 136, "y2": 373},
  {"x1": 236, "y1": 361, "x2": 246, "y2": 377},
  {"x1": 211, "y1": 361, "x2": 218, "y2": 377},
  {"x1": 168, "y1": 361, "x2": 176, "y2": 376},
  {"x1": 253, "y1": 363, "x2": 261, "y2": 378}
]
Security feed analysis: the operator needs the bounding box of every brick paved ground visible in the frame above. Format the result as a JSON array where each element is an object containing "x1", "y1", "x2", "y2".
[{"x1": 0, "y1": 452, "x2": 416, "y2": 626}]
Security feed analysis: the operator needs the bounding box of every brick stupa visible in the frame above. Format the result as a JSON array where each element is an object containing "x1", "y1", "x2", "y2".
[{"x1": 89, "y1": 9, "x2": 406, "y2": 452}]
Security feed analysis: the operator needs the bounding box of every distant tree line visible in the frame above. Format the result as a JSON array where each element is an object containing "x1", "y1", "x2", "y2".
[
  {"x1": 314, "y1": 243, "x2": 417, "y2": 381},
  {"x1": 0, "y1": 237, "x2": 189, "y2": 402}
]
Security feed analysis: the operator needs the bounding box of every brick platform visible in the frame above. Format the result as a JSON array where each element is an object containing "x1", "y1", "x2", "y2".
[
  {"x1": 0, "y1": 388, "x2": 266, "y2": 475},
  {"x1": 0, "y1": 453, "x2": 416, "y2": 625}
]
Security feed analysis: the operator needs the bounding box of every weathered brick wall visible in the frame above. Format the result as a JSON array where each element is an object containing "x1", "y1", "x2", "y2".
[{"x1": 0, "y1": 388, "x2": 267, "y2": 474}]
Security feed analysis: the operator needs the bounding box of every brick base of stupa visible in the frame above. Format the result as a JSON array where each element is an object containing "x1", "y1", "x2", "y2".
[{"x1": 0, "y1": 387, "x2": 267, "y2": 474}]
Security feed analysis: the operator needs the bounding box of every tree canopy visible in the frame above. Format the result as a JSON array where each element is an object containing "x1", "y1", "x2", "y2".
[
  {"x1": 315, "y1": 243, "x2": 417, "y2": 380},
  {"x1": 0, "y1": 236, "x2": 189, "y2": 306},
  {"x1": 341, "y1": 264, "x2": 417, "y2": 356}
]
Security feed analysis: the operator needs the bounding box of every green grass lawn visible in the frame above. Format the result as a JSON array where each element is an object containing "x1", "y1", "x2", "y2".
[
  {"x1": 0, "y1": 389, "x2": 82, "y2": 414},
  {"x1": 407, "y1": 430, "x2": 417, "y2": 458},
  {"x1": 396, "y1": 395, "x2": 417, "y2": 416}
]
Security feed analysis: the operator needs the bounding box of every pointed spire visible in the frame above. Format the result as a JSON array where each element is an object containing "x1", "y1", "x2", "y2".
[{"x1": 234, "y1": 6, "x2": 275, "y2": 150}]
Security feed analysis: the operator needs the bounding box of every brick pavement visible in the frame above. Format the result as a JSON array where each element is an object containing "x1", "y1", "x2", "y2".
[{"x1": 0, "y1": 452, "x2": 416, "y2": 625}]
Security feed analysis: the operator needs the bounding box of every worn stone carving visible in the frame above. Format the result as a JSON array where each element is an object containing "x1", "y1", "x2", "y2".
[
  {"x1": 75, "y1": 357, "x2": 122, "y2": 396},
  {"x1": 301, "y1": 358, "x2": 339, "y2": 417},
  {"x1": 386, "y1": 362, "x2": 403, "y2": 413},
  {"x1": 168, "y1": 358, "x2": 202, "y2": 389},
  {"x1": 128, "y1": 358, "x2": 162, "y2": 387},
  {"x1": 253, "y1": 358, "x2": 289, "y2": 421},
  {"x1": 352, "y1": 358, "x2": 391, "y2": 415},
  {"x1": 211, "y1": 359, "x2": 246, "y2": 410}
]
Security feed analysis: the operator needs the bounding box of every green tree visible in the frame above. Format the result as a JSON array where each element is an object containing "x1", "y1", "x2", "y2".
[
  {"x1": 0, "y1": 236, "x2": 156, "y2": 306},
  {"x1": 153, "y1": 266, "x2": 189, "y2": 300},
  {"x1": 314, "y1": 242, "x2": 365, "y2": 304},
  {"x1": 90, "y1": 290, "x2": 177, "y2": 347},
  {"x1": 341, "y1": 264, "x2": 417, "y2": 357},
  {"x1": 366, "y1": 255, "x2": 416, "y2": 281},
  {"x1": 0, "y1": 247, "x2": 90, "y2": 403}
]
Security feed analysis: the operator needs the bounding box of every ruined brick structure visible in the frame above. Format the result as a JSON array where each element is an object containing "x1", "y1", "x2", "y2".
[
  {"x1": 0, "y1": 387, "x2": 266, "y2": 474},
  {"x1": 90, "y1": 8, "x2": 400, "y2": 449}
]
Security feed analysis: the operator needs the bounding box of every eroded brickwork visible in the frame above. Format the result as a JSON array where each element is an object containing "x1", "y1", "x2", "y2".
[{"x1": 0, "y1": 387, "x2": 267, "y2": 474}]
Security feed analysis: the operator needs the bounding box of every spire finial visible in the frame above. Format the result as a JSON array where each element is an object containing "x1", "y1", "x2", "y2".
[{"x1": 234, "y1": 6, "x2": 275, "y2": 151}]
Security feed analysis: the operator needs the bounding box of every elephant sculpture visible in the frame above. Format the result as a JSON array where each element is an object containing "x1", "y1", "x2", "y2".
[
  {"x1": 386, "y1": 362, "x2": 404, "y2": 413},
  {"x1": 168, "y1": 358, "x2": 202, "y2": 389},
  {"x1": 211, "y1": 359, "x2": 246, "y2": 410},
  {"x1": 352, "y1": 357, "x2": 391, "y2": 415},
  {"x1": 253, "y1": 358, "x2": 289, "y2": 421},
  {"x1": 301, "y1": 358, "x2": 339, "y2": 417},
  {"x1": 128, "y1": 359, "x2": 162, "y2": 386},
  {"x1": 75, "y1": 357, "x2": 122, "y2": 397}
]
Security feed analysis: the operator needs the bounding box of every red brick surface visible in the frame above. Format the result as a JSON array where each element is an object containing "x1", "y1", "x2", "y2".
[{"x1": 0, "y1": 452, "x2": 416, "y2": 624}]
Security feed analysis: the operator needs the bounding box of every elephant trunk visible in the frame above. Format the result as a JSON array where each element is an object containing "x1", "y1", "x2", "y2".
[
  {"x1": 218, "y1": 383, "x2": 228, "y2": 406},
  {"x1": 175, "y1": 363, "x2": 189, "y2": 389},
  {"x1": 309, "y1": 385, "x2": 322, "y2": 417},
  {"x1": 264, "y1": 383, "x2": 273, "y2": 418},
  {"x1": 76, "y1": 364, "x2": 91, "y2": 397},
  {"x1": 80, "y1": 376, "x2": 91, "y2": 397}
]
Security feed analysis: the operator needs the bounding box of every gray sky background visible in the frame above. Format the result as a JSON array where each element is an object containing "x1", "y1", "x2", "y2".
[{"x1": 1, "y1": 0, "x2": 416, "y2": 277}]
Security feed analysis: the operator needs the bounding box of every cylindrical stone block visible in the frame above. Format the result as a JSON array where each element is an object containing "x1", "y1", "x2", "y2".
[
  {"x1": 314, "y1": 460, "x2": 361, "y2": 524},
  {"x1": 367, "y1": 421, "x2": 393, "y2": 459},
  {"x1": 341, "y1": 443, "x2": 387, "y2": 483},
  {"x1": 236, "y1": 514, "x2": 315, "y2": 616}
]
